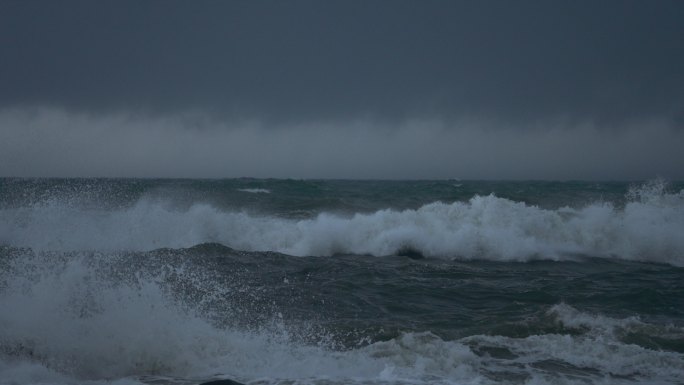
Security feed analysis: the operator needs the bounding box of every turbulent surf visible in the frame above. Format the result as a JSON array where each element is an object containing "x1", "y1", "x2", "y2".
[{"x1": 1, "y1": 178, "x2": 683, "y2": 385}]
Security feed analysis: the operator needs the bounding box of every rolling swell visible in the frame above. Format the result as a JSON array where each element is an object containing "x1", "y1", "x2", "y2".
[{"x1": 1, "y1": 181, "x2": 683, "y2": 265}]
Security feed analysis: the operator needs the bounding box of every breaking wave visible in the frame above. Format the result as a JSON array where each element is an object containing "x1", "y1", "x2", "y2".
[
  {"x1": 1, "y1": 181, "x2": 683, "y2": 265},
  {"x1": 1, "y1": 252, "x2": 682, "y2": 385}
]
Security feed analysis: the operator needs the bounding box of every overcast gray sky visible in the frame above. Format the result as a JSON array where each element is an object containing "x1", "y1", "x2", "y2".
[{"x1": 1, "y1": 0, "x2": 683, "y2": 179}]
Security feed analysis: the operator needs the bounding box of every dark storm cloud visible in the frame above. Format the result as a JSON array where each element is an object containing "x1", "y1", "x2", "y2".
[
  {"x1": 2, "y1": 1, "x2": 684, "y2": 179},
  {"x1": 1, "y1": 0, "x2": 683, "y2": 125}
]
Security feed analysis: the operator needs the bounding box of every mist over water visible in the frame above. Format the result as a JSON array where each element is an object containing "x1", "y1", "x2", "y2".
[
  {"x1": 2, "y1": 108, "x2": 683, "y2": 180},
  {"x1": 1, "y1": 179, "x2": 683, "y2": 385}
]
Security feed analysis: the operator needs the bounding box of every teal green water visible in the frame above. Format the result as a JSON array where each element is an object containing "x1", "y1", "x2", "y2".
[
  {"x1": 1, "y1": 179, "x2": 683, "y2": 385},
  {"x1": 0, "y1": 178, "x2": 656, "y2": 214}
]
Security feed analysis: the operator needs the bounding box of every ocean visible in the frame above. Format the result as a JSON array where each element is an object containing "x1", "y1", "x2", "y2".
[{"x1": 0, "y1": 178, "x2": 683, "y2": 385}]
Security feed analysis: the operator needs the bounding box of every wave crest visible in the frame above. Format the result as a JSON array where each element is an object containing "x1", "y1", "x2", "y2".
[{"x1": 1, "y1": 183, "x2": 683, "y2": 265}]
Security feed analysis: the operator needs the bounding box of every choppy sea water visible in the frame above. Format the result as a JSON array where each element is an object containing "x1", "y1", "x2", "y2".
[{"x1": 1, "y1": 178, "x2": 683, "y2": 385}]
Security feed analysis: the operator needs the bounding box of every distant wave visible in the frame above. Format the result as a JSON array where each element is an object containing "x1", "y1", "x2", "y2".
[
  {"x1": 1, "y1": 182, "x2": 683, "y2": 265},
  {"x1": 236, "y1": 188, "x2": 271, "y2": 194}
]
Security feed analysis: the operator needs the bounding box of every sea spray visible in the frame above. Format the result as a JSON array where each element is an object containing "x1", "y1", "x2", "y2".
[
  {"x1": 2, "y1": 250, "x2": 682, "y2": 384},
  {"x1": 1, "y1": 180, "x2": 682, "y2": 265},
  {"x1": 1, "y1": 179, "x2": 683, "y2": 385}
]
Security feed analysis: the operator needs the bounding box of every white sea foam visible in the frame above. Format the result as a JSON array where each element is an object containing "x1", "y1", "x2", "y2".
[
  {"x1": 1, "y1": 254, "x2": 682, "y2": 385},
  {"x1": 462, "y1": 304, "x2": 684, "y2": 384},
  {"x1": 1, "y1": 182, "x2": 683, "y2": 265},
  {"x1": 0, "y1": 254, "x2": 484, "y2": 385},
  {"x1": 462, "y1": 332, "x2": 684, "y2": 384}
]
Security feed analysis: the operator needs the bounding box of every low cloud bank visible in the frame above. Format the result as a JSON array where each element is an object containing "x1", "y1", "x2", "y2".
[{"x1": 1, "y1": 107, "x2": 682, "y2": 180}]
